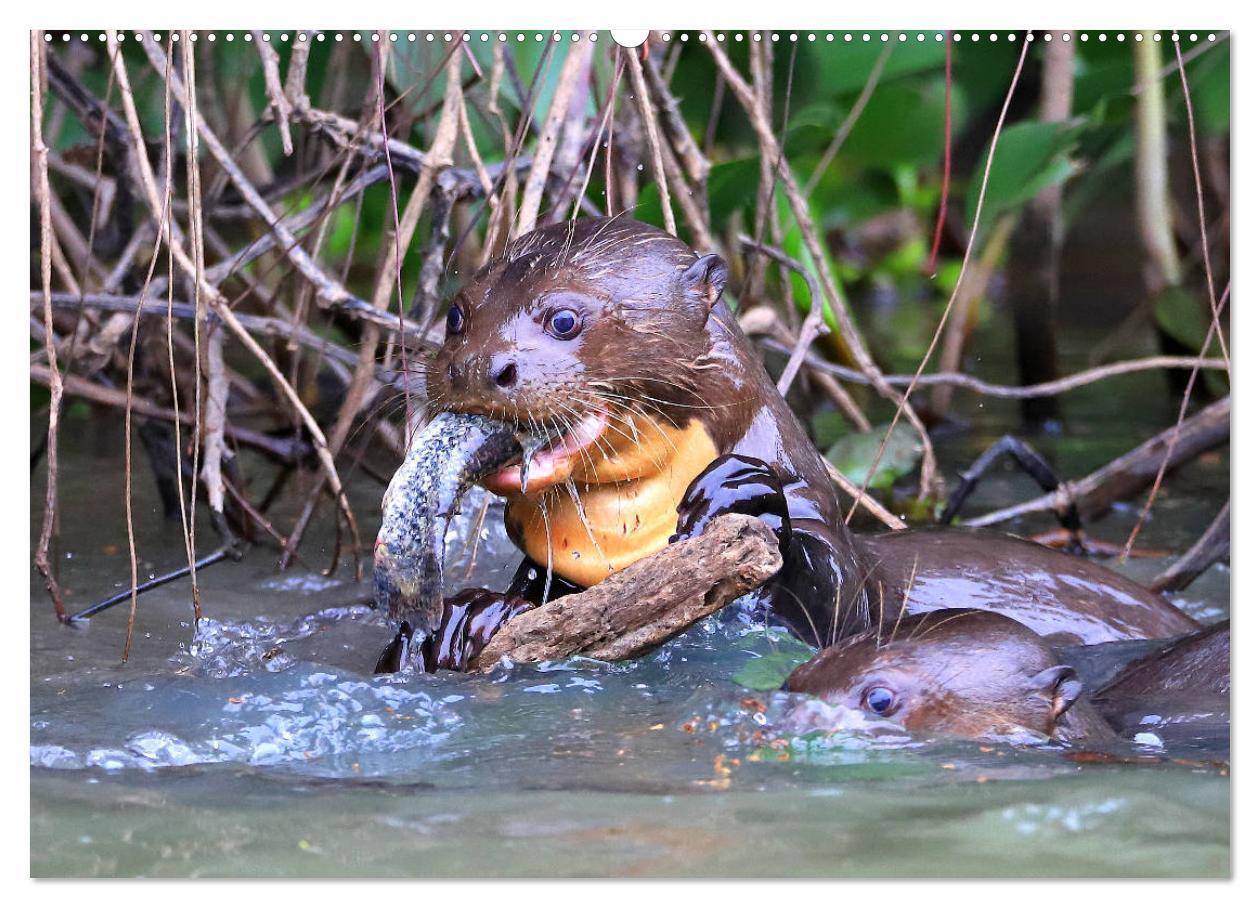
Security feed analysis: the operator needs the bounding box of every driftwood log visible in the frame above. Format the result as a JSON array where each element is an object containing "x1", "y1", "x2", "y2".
[{"x1": 470, "y1": 514, "x2": 782, "y2": 671}]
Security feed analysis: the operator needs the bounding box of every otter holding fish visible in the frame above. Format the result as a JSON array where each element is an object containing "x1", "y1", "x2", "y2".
[{"x1": 373, "y1": 217, "x2": 1198, "y2": 673}]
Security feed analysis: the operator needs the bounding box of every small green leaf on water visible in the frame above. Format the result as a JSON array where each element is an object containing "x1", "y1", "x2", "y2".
[
  {"x1": 826, "y1": 422, "x2": 924, "y2": 492},
  {"x1": 734, "y1": 645, "x2": 814, "y2": 691}
]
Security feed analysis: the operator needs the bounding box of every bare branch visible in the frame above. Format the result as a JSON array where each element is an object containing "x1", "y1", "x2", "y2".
[
  {"x1": 252, "y1": 30, "x2": 294, "y2": 156},
  {"x1": 516, "y1": 38, "x2": 594, "y2": 236},
  {"x1": 31, "y1": 32, "x2": 67, "y2": 620}
]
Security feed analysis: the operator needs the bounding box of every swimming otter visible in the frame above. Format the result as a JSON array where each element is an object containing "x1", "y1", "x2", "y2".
[
  {"x1": 1097, "y1": 621, "x2": 1230, "y2": 699},
  {"x1": 784, "y1": 609, "x2": 1117, "y2": 744},
  {"x1": 375, "y1": 216, "x2": 1197, "y2": 672}
]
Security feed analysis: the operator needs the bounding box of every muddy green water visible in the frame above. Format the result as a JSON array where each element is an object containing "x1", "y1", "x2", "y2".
[{"x1": 30, "y1": 339, "x2": 1229, "y2": 878}]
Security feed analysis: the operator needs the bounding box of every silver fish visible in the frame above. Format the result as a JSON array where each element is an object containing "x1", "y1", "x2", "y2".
[{"x1": 373, "y1": 411, "x2": 523, "y2": 636}]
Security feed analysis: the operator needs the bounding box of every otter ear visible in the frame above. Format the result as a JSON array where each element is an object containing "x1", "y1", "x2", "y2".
[
  {"x1": 1029, "y1": 665, "x2": 1083, "y2": 720},
  {"x1": 680, "y1": 254, "x2": 729, "y2": 309}
]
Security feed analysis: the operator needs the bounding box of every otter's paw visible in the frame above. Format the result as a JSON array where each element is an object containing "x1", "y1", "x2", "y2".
[
  {"x1": 374, "y1": 620, "x2": 424, "y2": 674},
  {"x1": 375, "y1": 591, "x2": 535, "y2": 674},
  {"x1": 675, "y1": 454, "x2": 790, "y2": 542},
  {"x1": 398, "y1": 589, "x2": 539, "y2": 674}
]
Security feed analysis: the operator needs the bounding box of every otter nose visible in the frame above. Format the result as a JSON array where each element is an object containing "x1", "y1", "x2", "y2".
[{"x1": 491, "y1": 359, "x2": 518, "y2": 389}]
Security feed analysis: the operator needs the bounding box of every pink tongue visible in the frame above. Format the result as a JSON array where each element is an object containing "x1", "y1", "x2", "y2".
[
  {"x1": 548, "y1": 410, "x2": 607, "y2": 456},
  {"x1": 485, "y1": 411, "x2": 607, "y2": 493}
]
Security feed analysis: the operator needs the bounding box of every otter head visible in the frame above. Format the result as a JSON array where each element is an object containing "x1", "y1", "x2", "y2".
[
  {"x1": 785, "y1": 610, "x2": 1085, "y2": 743},
  {"x1": 426, "y1": 217, "x2": 728, "y2": 495}
]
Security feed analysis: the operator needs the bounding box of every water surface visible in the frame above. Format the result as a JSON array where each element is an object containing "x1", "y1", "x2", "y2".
[{"x1": 30, "y1": 336, "x2": 1230, "y2": 878}]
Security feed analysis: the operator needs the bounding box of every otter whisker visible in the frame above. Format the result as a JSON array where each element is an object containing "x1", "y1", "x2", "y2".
[
  {"x1": 564, "y1": 477, "x2": 609, "y2": 571},
  {"x1": 907, "y1": 607, "x2": 985, "y2": 645},
  {"x1": 833, "y1": 553, "x2": 885, "y2": 647},
  {"x1": 886, "y1": 556, "x2": 920, "y2": 650}
]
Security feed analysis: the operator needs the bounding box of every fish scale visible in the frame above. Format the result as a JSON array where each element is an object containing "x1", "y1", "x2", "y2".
[{"x1": 374, "y1": 411, "x2": 523, "y2": 634}]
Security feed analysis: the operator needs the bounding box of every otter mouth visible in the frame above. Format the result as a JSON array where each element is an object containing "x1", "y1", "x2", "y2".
[{"x1": 483, "y1": 409, "x2": 609, "y2": 495}]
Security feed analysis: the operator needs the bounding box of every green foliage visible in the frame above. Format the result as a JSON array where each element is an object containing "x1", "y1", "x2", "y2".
[
  {"x1": 825, "y1": 421, "x2": 923, "y2": 492},
  {"x1": 965, "y1": 119, "x2": 1083, "y2": 233},
  {"x1": 733, "y1": 635, "x2": 815, "y2": 690},
  {"x1": 1154, "y1": 285, "x2": 1229, "y2": 396}
]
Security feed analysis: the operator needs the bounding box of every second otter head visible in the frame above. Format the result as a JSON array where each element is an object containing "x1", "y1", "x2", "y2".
[
  {"x1": 785, "y1": 609, "x2": 1089, "y2": 743},
  {"x1": 427, "y1": 217, "x2": 728, "y2": 494}
]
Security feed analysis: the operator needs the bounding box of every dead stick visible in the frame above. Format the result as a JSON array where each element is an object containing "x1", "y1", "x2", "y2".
[
  {"x1": 761, "y1": 342, "x2": 1227, "y2": 400},
  {"x1": 31, "y1": 32, "x2": 67, "y2": 620},
  {"x1": 738, "y1": 236, "x2": 830, "y2": 396},
  {"x1": 66, "y1": 547, "x2": 235, "y2": 623},
  {"x1": 623, "y1": 48, "x2": 676, "y2": 236},
  {"x1": 1149, "y1": 500, "x2": 1229, "y2": 594},
  {"x1": 111, "y1": 33, "x2": 363, "y2": 572},
  {"x1": 252, "y1": 30, "x2": 293, "y2": 155},
  {"x1": 966, "y1": 396, "x2": 1230, "y2": 528},
  {"x1": 472, "y1": 514, "x2": 781, "y2": 670},
  {"x1": 516, "y1": 39, "x2": 593, "y2": 236}
]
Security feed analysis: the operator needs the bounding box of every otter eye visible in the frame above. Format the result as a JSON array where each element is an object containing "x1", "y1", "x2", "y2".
[
  {"x1": 446, "y1": 304, "x2": 466, "y2": 336},
  {"x1": 863, "y1": 686, "x2": 897, "y2": 716},
  {"x1": 546, "y1": 308, "x2": 581, "y2": 339}
]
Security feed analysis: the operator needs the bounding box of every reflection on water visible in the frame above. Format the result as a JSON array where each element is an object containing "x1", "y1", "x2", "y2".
[{"x1": 30, "y1": 358, "x2": 1229, "y2": 877}]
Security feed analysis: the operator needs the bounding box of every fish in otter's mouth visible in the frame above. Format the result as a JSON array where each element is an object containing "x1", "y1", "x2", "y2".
[{"x1": 372, "y1": 407, "x2": 608, "y2": 649}]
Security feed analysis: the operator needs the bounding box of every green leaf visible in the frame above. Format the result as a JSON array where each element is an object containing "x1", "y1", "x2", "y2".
[
  {"x1": 733, "y1": 642, "x2": 814, "y2": 691},
  {"x1": 965, "y1": 119, "x2": 1084, "y2": 232},
  {"x1": 1155, "y1": 285, "x2": 1223, "y2": 355},
  {"x1": 811, "y1": 412, "x2": 849, "y2": 451},
  {"x1": 793, "y1": 79, "x2": 967, "y2": 174},
  {"x1": 706, "y1": 158, "x2": 763, "y2": 228},
  {"x1": 1187, "y1": 44, "x2": 1230, "y2": 135},
  {"x1": 826, "y1": 421, "x2": 923, "y2": 491},
  {"x1": 810, "y1": 40, "x2": 948, "y2": 98}
]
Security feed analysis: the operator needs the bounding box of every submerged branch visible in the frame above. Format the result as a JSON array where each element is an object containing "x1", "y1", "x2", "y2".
[{"x1": 965, "y1": 396, "x2": 1230, "y2": 528}]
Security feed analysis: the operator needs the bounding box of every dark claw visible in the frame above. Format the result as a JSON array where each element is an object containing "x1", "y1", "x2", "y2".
[{"x1": 428, "y1": 590, "x2": 536, "y2": 671}]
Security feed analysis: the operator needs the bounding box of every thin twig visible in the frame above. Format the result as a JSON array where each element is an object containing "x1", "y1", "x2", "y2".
[
  {"x1": 761, "y1": 341, "x2": 1227, "y2": 400},
  {"x1": 252, "y1": 30, "x2": 293, "y2": 155},
  {"x1": 737, "y1": 236, "x2": 830, "y2": 395},
  {"x1": 516, "y1": 38, "x2": 594, "y2": 236},
  {"x1": 704, "y1": 33, "x2": 938, "y2": 503},
  {"x1": 1173, "y1": 37, "x2": 1230, "y2": 372},
  {"x1": 1122, "y1": 283, "x2": 1230, "y2": 558},
  {"x1": 29, "y1": 364, "x2": 309, "y2": 462},
  {"x1": 804, "y1": 40, "x2": 893, "y2": 197},
  {"x1": 624, "y1": 47, "x2": 676, "y2": 236},
  {"x1": 139, "y1": 40, "x2": 373, "y2": 318},
  {"x1": 926, "y1": 33, "x2": 952, "y2": 275},
  {"x1": 110, "y1": 32, "x2": 363, "y2": 573}
]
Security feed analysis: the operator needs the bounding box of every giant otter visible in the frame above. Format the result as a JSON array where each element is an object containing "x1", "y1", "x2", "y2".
[
  {"x1": 375, "y1": 216, "x2": 1197, "y2": 672},
  {"x1": 1096, "y1": 621, "x2": 1230, "y2": 698},
  {"x1": 784, "y1": 611, "x2": 1228, "y2": 745},
  {"x1": 784, "y1": 609, "x2": 1117, "y2": 744}
]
